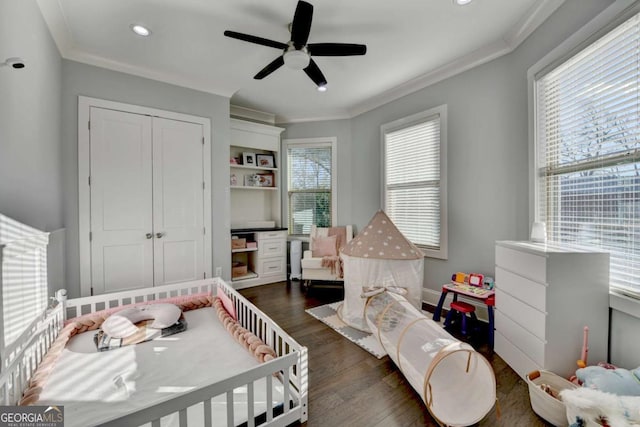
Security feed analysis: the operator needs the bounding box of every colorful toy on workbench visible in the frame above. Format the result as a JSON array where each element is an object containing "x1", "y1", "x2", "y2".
[
  {"x1": 451, "y1": 272, "x2": 468, "y2": 284},
  {"x1": 451, "y1": 272, "x2": 485, "y2": 287}
]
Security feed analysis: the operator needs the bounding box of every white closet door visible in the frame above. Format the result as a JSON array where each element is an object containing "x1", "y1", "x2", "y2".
[
  {"x1": 152, "y1": 117, "x2": 205, "y2": 285},
  {"x1": 90, "y1": 107, "x2": 153, "y2": 294}
]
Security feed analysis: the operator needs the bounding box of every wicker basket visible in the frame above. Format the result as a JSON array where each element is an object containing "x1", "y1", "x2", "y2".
[{"x1": 526, "y1": 370, "x2": 578, "y2": 427}]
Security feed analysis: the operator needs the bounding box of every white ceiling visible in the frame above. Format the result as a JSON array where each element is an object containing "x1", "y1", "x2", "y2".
[{"x1": 37, "y1": 0, "x2": 564, "y2": 123}]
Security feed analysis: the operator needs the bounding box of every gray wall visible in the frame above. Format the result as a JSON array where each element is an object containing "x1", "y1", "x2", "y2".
[
  {"x1": 61, "y1": 60, "x2": 231, "y2": 298},
  {"x1": 281, "y1": 0, "x2": 640, "y2": 368},
  {"x1": 0, "y1": 0, "x2": 63, "y2": 232}
]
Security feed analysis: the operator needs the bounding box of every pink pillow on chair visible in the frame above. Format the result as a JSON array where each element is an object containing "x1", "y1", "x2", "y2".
[{"x1": 312, "y1": 235, "x2": 338, "y2": 257}]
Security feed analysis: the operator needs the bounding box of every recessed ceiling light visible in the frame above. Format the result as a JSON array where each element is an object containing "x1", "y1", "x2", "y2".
[
  {"x1": 317, "y1": 84, "x2": 327, "y2": 92},
  {"x1": 454, "y1": 0, "x2": 473, "y2": 5},
  {"x1": 131, "y1": 24, "x2": 151, "y2": 37}
]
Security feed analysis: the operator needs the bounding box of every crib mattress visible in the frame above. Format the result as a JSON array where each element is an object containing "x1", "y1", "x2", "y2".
[{"x1": 37, "y1": 307, "x2": 286, "y2": 427}]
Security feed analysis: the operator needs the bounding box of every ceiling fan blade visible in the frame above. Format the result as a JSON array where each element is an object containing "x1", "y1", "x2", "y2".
[
  {"x1": 224, "y1": 30, "x2": 287, "y2": 50},
  {"x1": 290, "y1": 1, "x2": 313, "y2": 49},
  {"x1": 303, "y1": 59, "x2": 327, "y2": 87},
  {"x1": 254, "y1": 56, "x2": 285, "y2": 80},
  {"x1": 307, "y1": 43, "x2": 367, "y2": 56}
]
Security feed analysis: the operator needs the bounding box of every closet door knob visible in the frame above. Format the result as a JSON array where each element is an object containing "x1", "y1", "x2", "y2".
[
  {"x1": 145, "y1": 233, "x2": 153, "y2": 239},
  {"x1": 156, "y1": 232, "x2": 165, "y2": 238}
]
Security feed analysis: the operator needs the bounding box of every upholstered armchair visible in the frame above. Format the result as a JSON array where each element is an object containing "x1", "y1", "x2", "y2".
[{"x1": 301, "y1": 225, "x2": 353, "y2": 287}]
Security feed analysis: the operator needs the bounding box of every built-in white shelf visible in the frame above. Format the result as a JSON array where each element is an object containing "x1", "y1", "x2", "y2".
[
  {"x1": 230, "y1": 164, "x2": 277, "y2": 172},
  {"x1": 230, "y1": 185, "x2": 278, "y2": 191},
  {"x1": 232, "y1": 271, "x2": 259, "y2": 281},
  {"x1": 232, "y1": 247, "x2": 259, "y2": 253}
]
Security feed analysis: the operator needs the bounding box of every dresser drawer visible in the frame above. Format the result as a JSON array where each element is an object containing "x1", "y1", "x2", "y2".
[
  {"x1": 495, "y1": 266, "x2": 547, "y2": 312},
  {"x1": 495, "y1": 331, "x2": 541, "y2": 380},
  {"x1": 496, "y1": 245, "x2": 546, "y2": 283},
  {"x1": 495, "y1": 289, "x2": 546, "y2": 340},
  {"x1": 258, "y1": 230, "x2": 287, "y2": 240},
  {"x1": 260, "y1": 258, "x2": 286, "y2": 277},
  {"x1": 259, "y1": 239, "x2": 285, "y2": 258},
  {"x1": 495, "y1": 310, "x2": 546, "y2": 366}
]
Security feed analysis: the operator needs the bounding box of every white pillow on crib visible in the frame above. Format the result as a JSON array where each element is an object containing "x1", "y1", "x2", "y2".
[{"x1": 102, "y1": 303, "x2": 182, "y2": 338}]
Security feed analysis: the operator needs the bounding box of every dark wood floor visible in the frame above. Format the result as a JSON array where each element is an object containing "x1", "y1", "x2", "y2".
[{"x1": 239, "y1": 281, "x2": 552, "y2": 427}]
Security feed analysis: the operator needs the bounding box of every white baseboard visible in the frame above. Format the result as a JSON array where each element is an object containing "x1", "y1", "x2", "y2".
[{"x1": 422, "y1": 288, "x2": 490, "y2": 322}]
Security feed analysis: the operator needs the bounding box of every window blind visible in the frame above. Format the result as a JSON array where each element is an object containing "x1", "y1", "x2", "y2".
[
  {"x1": 536, "y1": 12, "x2": 640, "y2": 298},
  {"x1": 384, "y1": 116, "x2": 441, "y2": 250},
  {"x1": 287, "y1": 145, "x2": 332, "y2": 234}
]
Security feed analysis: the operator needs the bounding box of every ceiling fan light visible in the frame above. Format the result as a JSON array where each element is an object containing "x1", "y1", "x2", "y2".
[
  {"x1": 131, "y1": 24, "x2": 151, "y2": 37},
  {"x1": 454, "y1": 0, "x2": 473, "y2": 5},
  {"x1": 317, "y1": 84, "x2": 327, "y2": 92},
  {"x1": 283, "y1": 50, "x2": 310, "y2": 70}
]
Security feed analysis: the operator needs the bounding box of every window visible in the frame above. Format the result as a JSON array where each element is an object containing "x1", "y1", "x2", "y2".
[
  {"x1": 285, "y1": 138, "x2": 336, "y2": 235},
  {"x1": 382, "y1": 105, "x2": 447, "y2": 259},
  {"x1": 536, "y1": 12, "x2": 640, "y2": 298}
]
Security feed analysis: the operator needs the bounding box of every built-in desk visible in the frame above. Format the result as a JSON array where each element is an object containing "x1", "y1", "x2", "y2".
[{"x1": 231, "y1": 228, "x2": 287, "y2": 289}]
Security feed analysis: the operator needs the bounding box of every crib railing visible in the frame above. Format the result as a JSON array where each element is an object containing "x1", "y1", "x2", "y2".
[
  {"x1": 62, "y1": 278, "x2": 308, "y2": 426},
  {"x1": 101, "y1": 352, "x2": 302, "y2": 427},
  {"x1": 0, "y1": 303, "x2": 63, "y2": 405},
  {"x1": 64, "y1": 279, "x2": 215, "y2": 319}
]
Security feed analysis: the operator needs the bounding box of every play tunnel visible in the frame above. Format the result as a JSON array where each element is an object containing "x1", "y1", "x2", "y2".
[{"x1": 364, "y1": 290, "x2": 496, "y2": 426}]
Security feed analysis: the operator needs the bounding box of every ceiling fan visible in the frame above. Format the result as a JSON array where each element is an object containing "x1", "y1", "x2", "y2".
[{"x1": 224, "y1": 0, "x2": 366, "y2": 90}]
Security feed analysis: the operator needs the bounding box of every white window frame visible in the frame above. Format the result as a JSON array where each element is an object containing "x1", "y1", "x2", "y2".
[
  {"x1": 282, "y1": 137, "x2": 337, "y2": 237},
  {"x1": 528, "y1": 0, "x2": 640, "y2": 317},
  {"x1": 381, "y1": 105, "x2": 448, "y2": 259}
]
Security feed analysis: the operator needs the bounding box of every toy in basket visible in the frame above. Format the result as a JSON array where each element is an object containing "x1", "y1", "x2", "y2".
[{"x1": 527, "y1": 370, "x2": 578, "y2": 427}]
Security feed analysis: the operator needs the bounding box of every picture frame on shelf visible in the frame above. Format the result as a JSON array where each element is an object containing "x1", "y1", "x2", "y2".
[
  {"x1": 256, "y1": 153, "x2": 275, "y2": 168},
  {"x1": 242, "y1": 152, "x2": 256, "y2": 166},
  {"x1": 258, "y1": 172, "x2": 274, "y2": 187},
  {"x1": 230, "y1": 174, "x2": 238, "y2": 186},
  {"x1": 244, "y1": 174, "x2": 261, "y2": 187}
]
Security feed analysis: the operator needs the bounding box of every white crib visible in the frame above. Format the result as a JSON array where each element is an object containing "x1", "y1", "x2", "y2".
[{"x1": 0, "y1": 215, "x2": 308, "y2": 427}]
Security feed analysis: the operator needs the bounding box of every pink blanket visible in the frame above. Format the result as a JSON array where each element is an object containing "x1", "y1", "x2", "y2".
[{"x1": 321, "y1": 227, "x2": 347, "y2": 278}]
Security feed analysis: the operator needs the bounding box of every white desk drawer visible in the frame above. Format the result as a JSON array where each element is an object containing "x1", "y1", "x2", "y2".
[
  {"x1": 495, "y1": 266, "x2": 546, "y2": 312},
  {"x1": 260, "y1": 258, "x2": 285, "y2": 277},
  {"x1": 496, "y1": 245, "x2": 546, "y2": 283},
  {"x1": 260, "y1": 239, "x2": 285, "y2": 258},
  {"x1": 495, "y1": 331, "x2": 541, "y2": 380},
  {"x1": 495, "y1": 289, "x2": 546, "y2": 340},
  {"x1": 258, "y1": 231, "x2": 287, "y2": 240},
  {"x1": 495, "y1": 310, "x2": 546, "y2": 366}
]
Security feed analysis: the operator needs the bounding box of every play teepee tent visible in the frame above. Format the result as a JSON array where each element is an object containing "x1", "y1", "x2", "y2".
[{"x1": 337, "y1": 210, "x2": 424, "y2": 331}]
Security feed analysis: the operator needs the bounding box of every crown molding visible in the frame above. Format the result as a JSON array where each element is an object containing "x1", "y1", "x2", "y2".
[
  {"x1": 64, "y1": 50, "x2": 237, "y2": 97},
  {"x1": 36, "y1": 0, "x2": 236, "y2": 98},
  {"x1": 348, "y1": 0, "x2": 566, "y2": 118},
  {"x1": 36, "y1": 0, "x2": 73, "y2": 57},
  {"x1": 275, "y1": 111, "x2": 351, "y2": 125},
  {"x1": 503, "y1": 0, "x2": 566, "y2": 48},
  {"x1": 348, "y1": 38, "x2": 511, "y2": 118}
]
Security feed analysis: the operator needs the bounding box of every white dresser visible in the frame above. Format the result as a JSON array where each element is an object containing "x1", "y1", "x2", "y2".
[
  {"x1": 494, "y1": 241, "x2": 609, "y2": 380},
  {"x1": 256, "y1": 230, "x2": 287, "y2": 281}
]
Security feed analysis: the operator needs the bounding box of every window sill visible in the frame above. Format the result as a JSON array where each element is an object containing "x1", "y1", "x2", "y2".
[{"x1": 610, "y1": 291, "x2": 640, "y2": 320}]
